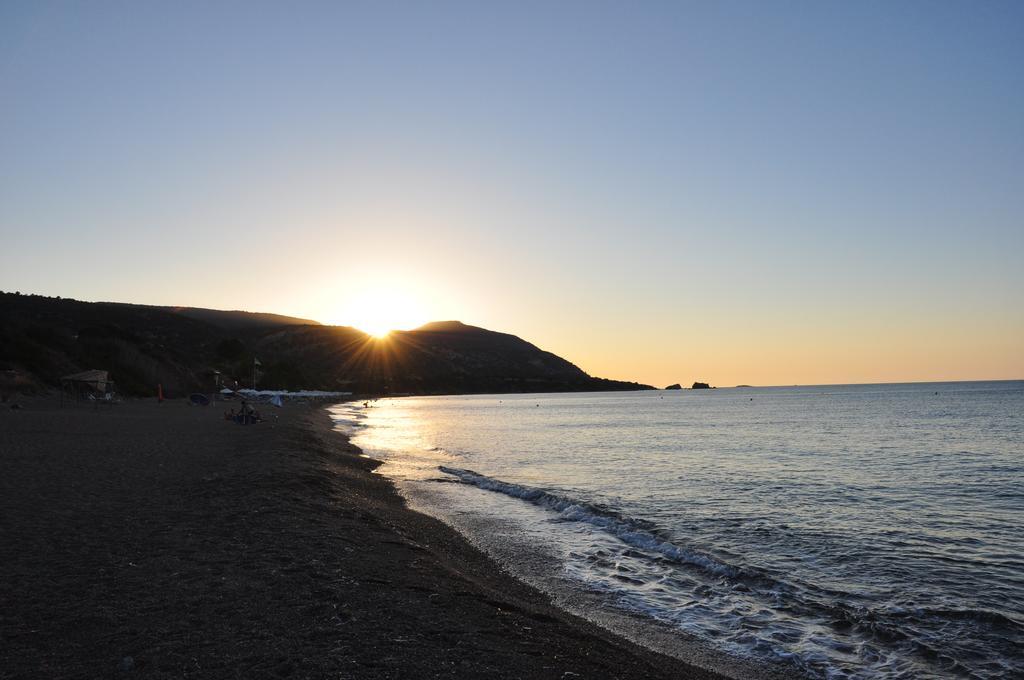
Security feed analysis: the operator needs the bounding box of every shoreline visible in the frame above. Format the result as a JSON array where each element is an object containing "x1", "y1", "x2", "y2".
[
  {"x1": 0, "y1": 396, "x2": 749, "y2": 678},
  {"x1": 332, "y1": 401, "x2": 786, "y2": 680},
  {"x1": 308, "y1": 403, "x2": 760, "y2": 679}
]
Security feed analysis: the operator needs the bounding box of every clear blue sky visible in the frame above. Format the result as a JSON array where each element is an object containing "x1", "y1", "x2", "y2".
[{"x1": 2, "y1": 1, "x2": 1022, "y2": 385}]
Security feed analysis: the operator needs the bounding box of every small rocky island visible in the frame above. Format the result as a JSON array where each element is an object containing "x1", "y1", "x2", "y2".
[
  {"x1": 664, "y1": 383, "x2": 682, "y2": 390},
  {"x1": 691, "y1": 382, "x2": 714, "y2": 389}
]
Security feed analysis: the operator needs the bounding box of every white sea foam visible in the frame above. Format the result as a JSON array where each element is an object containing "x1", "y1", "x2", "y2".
[{"x1": 439, "y1": 466, "x2": 739, "y2": 579}]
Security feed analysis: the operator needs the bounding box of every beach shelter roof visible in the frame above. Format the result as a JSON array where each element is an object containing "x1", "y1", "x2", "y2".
[
  {"x1": 61, "y1": 369, "x2": 109, "y2": 387},
  {"x1": 60, "y1": 369, "x2": 113, "y2": 395},
  {"x1": 62, "y1": 369, "x2": 108, "y2": 382}
]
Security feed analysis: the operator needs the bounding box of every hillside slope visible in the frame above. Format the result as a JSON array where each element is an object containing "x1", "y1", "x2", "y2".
[
  {"x1": 163, "y1": 306, "x2": 320, "y2": 332},
  {"x1": 252, "y1": 321, "x2": 648, "y2": 394},
  {"x1": 0, "y1": 293, "x2": 652, "y2": 396}
]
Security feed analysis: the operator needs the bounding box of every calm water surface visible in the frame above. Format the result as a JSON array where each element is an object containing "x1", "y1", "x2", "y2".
[{"x1": 329, "y1": 382, "x2": 1023, "y2": 679}]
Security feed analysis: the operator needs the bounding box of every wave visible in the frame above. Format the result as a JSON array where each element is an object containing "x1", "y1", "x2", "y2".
[
  {"x1": 889, "y1": 606, "x2": 1023, "y2": 631},
  {"x1": 436, "y1": 466, "x2": 1024, "y2": 680},
  {"x1": 439, "y1": 466, "x2": 739, "y2": 579},
  {"x1": 327, "y1": 408, "x2": 369, "y2": 436}
]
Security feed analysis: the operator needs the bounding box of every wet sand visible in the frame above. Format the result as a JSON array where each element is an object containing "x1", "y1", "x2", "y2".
[{"x1": 0, "y1": 398, "x2": 734, "y2": 679}]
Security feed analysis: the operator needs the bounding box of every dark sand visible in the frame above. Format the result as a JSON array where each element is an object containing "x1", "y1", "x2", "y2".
[{"x1": 0, "y1": 398, "x2": 734, "y2": 679}]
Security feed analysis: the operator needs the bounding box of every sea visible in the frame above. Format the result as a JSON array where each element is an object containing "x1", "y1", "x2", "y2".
[{"x1": 328, "y1": 381, "x2": 1024, "y2": 679}]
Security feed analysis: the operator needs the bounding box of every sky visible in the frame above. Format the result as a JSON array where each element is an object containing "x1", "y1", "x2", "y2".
[{"x1": 1, "y1": 1, "x2": 1022, "y2": 387}]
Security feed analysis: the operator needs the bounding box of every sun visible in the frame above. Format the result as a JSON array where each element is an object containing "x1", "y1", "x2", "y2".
[
  {"x1": 336, "y1": 288, "x2": 429, "y2": 338},
  {"x1": 362, "y1": 322, "x2": 395, "y2": 339}
]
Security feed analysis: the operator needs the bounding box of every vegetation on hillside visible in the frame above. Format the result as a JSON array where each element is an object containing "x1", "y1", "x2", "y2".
[{"x1": 0, "y1": 293, "x2": 652, "y2": 396}]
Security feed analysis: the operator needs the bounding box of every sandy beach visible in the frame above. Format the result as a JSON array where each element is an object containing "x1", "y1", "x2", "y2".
[{"x1": 0, "y1": 398, "x2": 730, "y2": 679}]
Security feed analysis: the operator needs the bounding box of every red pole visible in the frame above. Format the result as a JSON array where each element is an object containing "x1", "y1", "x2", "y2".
[{"x1": 158, "y1": 383, "x2": 164, "y2": 403}]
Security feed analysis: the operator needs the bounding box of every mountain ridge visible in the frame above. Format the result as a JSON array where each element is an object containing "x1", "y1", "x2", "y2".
[{"x1": 0, "y1": 292, "x2": 653, "y2": 396}]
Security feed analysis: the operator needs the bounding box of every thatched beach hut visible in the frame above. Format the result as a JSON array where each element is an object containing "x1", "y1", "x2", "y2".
[{"x1": 60, "y1": 369, "x2": 116, "y2": 403}]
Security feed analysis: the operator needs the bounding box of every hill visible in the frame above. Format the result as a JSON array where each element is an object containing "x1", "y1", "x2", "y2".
[
  {"x1": 163, "y1": 306, "x2": 320, "y2": 332},
  {"x1": 252, "y1": 320, "x2": 650, "y2": 394},
  {"x1": 0, "y1": 293, "x2": 652, "y2": 396}
]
